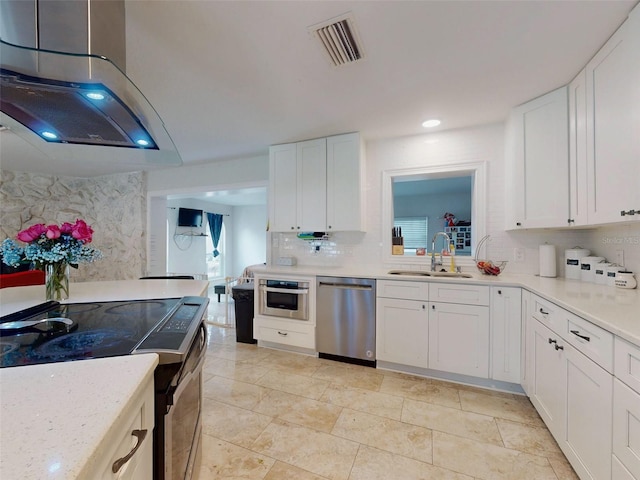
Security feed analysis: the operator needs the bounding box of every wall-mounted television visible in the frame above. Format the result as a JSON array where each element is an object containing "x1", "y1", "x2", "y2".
[{"x1": 177, "y1": 208, "x2": 203, "y2": 227}]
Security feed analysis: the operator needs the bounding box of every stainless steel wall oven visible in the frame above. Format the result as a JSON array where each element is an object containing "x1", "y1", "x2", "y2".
[{"x1": 258, "y1": 278, "x2": 309, "y2": 321}]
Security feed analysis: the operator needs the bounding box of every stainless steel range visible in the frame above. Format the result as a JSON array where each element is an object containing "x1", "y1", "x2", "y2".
[{"x1": 0, "y1": 296, "x2": 209, "y2": 480}]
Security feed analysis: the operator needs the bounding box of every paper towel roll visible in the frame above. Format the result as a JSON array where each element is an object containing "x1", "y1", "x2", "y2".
[{"x1": 539, "y1": 244, "x2": 557, "y2": 278}]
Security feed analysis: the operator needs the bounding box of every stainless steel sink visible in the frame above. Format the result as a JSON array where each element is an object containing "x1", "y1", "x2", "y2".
[{"x1": 387, "y1": 270, "x2": 473, "y2": 278}]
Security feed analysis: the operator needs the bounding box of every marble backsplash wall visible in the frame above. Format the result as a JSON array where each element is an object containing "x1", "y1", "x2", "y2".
[{"x1": 0, "y1": 170, "x2": 146, "y2": 281}]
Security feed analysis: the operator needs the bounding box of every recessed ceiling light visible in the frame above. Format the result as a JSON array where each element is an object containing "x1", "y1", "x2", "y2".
[{"x1": 422, "y1": 119, "x2": 441, "y2": 128}]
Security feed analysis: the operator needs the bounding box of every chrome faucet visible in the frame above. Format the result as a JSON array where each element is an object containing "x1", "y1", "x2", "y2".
[{"x1": 431, "y1": 231, "x2": 451, "y2": 271}]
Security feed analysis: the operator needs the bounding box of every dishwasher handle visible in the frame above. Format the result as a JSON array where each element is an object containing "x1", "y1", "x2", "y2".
[{"x1": 318, "y1": 282, "x2": 373, "y2": 290}]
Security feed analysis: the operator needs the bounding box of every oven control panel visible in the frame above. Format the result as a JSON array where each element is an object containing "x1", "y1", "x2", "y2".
[
  {"x1": 160, "y1": 304, "x2": 201, "y2": 333},
  {"x1": 134, "y1": 297, "x2": 209, "y2": 363}
]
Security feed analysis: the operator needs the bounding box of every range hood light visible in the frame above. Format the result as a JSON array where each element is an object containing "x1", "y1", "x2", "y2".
[
  {"x1": 136, "y1": 139, "x2": 150, "y2": 147},
  {"x1": 41, "y1": 131, "x2": 58, "y2": 140},
  {"x1": 85, "y1": 92, "x2": 105, "y2": 101}
]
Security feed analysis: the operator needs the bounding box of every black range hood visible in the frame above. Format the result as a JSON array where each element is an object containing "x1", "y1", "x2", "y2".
[{"x1": 0, "y1": 0, "x2": 181, "y2": 167}]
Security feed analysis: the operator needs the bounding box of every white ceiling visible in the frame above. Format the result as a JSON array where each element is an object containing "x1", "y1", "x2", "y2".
[{"x1": 0, "y1": 0, "x2": 636, "y2": 179}]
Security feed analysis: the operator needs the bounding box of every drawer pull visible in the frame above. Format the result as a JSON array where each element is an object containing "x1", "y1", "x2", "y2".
[
  {"x1": 554, "y1": 344, "x2": 564, "y2": 351},
  {"x1": 548, "y1": 338, "x2": 557, "y2": 345},
  {"x1": 539, "y1": 308, "x2": 549, "y2": 315},
  {"x1": 277, "y1": 331, "x2": 288, "y2": 336},
  {"x1": 570, "y1": 330, "x2": 590, "y2": 342},
  {"x1": 112, "y1": 429, "x2": 147, "y2": 473}
]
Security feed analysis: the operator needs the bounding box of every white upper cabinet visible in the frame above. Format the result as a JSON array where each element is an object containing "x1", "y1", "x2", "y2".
[
  {"x1": 505, "y1": 87, "x2": 570, "y2": 229},
  {"x1": 568, "y1": 69, "x2": 589, "y2": 226},
  {"x1": 296, "y1": 138, "x2": 328, "y2": 231},
  {"x1": 586, "y1": 7, "x2": 640, "y2": 225},
  {"x1": 270, "y1": 143, "x2": 300, "y2": 232},
  {"x1": 326, "y1": 133, "x2": 365, "y2": 232},
  {"x1": 269, "y1": 133, "x2": 364, "y2": 232}
]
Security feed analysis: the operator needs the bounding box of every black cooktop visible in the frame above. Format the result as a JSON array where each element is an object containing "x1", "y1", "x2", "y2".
[{"x1": 0, "y1": 298, "x2": 183, "y2": 368}]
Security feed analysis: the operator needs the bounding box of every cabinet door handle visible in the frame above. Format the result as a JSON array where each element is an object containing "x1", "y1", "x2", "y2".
[
  {"x1": 432, "y1": 305, "x2": 435, "y2": 310},
  {"x1": 277, "y1": 331, "x2": 288, "y2": 336},
  {"x1": 570, "y1": 330, "x2": 590, "y2": 342},
  {"x1": 554, "y1": 344, "x2": 564, "y2": 351},
  {"x1": 497, "y1": 290, "x2": 502, "y2": 295},
  {"x1": 539, "y1": 308, "x2": 549, "y2": 315},
  {"x1": 548, "y1": 338, "x2": 557, "y2": 345},
  {"x1": 112, "y1": 429, "x2": 147, "y2": 473},
  {"x1": 567, "y1": 218, "x2": 574, "y2": 223},
  {"x1": 516, "y1": 222, "x2": 522, "y2": 226},
  {"x1": 422, "y1": 304, "x2": 426, "y2": 310},
  {"x1": 620, "y1": 210, "x2": 637, "y2": 216}
]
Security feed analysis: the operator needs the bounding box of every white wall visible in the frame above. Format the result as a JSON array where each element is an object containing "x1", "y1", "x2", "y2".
[
  {"x1": 147, "y1": 155, "x2": 268, "y2": 192},
  {"x1": 166, "y1": 199, "x2": 232, "y2": 277},
  {"x1": 232, "y1": 204, "x2": 267, "y2": 278}
]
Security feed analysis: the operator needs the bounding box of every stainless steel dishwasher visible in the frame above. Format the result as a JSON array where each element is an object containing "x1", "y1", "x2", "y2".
[{"x1": 316, "y1": 276, "x2": 376, "y2": 366}]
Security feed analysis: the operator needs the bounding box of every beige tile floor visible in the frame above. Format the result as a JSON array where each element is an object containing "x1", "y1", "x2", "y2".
[{"x1": 197, "y1": 313, "x2": 579, "y2": 480}]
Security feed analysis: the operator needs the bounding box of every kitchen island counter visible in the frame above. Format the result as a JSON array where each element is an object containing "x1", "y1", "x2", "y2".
[
  {"x1": 0, "y1": 278, "x2": 210, "y2": 316},
  {"x1": 0, "y1": 354, "x2": 158, "y2": 480},
  {"x1": 0, "y1": 279, "x2": 209, "y2": 479}
]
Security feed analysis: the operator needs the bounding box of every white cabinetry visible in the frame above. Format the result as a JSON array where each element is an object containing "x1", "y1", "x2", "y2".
[
  {"x1": 586, "y1": 7, "x2": 640, "y2": 225},
  {"x1": 505, "y1": 87, "x2": 569, "y2": 229},
  {"x1": 95, "y1": 374, "x2": 155, "y2": 480},
  {"x1": 613, "y1": 338, "x2": 640, "y2": 479},
  {"x1": 526, "y1": 294, "x2": 613, "y2": 480},
  {"x1": 269, "y1": 138, "x2": 326, "y2": 232},
  {"x1": 568, "y1": 69, "x2": 589, "y2": 226},
  {"x1": 269, "y1": 132, "x2": 364, "y2": 232},
  {"x1": 490, "y1": 287, "x2": 522, "y2": 383},
  {"x1": 428, "y1": 301, "x2": 489, "y2": 378},
  {"x1": 428, "y1": 283, "x2": 490, "y2": 378},
  {"x1": 376, "y1": 280, "x2": 429, "y2": 368},
  {"x1": 326, "y1": 133, "x2": 365, "y2": 231}
]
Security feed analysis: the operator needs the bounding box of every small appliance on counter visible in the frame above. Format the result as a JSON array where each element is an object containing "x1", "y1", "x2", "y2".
[
  {"x1": 615, "y1": 271, "x2": 637, "y2": 289},
  {"x1": 565, "y1": 248, "x2": 590, "y2": 280}
]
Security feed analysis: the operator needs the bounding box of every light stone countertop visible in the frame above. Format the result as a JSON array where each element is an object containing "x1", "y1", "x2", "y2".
[
  {"x1": 0, "y1": 354, "x2": 158, "y2": 480},
  {"x1": 0, "y1": 279, "x2": 210, "y2": 316},
  {"x1": 0, "y1": 279, "x2": 209, "y2": 479},
  {"x1": 251, "y1": 265, "x2": 640, "y2": 347}
]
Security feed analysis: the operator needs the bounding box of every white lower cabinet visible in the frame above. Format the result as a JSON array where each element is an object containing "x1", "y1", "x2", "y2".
[
  {"x1": 491, "y1": 287, "x2": 522, "y2": 383},
  {"x1": 428, "y1": 301, "x2": 489, "y2": 377},
  {"x1": 376, "y1": 297, "x2": 428, "y2": 368},
  {"x1": 527, "y1": 294, "x2": 614, "y2": 480},
  {"x1": 95, "y1": 374, "x2": 155, "y2": 480},
  {"x1": 376, "y1": 280, "x2": 491, "y2": 379},
  {"x1": 613, "y1": 338, "x2": 640, "y2": 479},
  {"x1": 254, "y1": 317, "x2": 315, "y2": 350},
  {"x1": 528, "y1": 319, "x2": 566, "y2": 438}
]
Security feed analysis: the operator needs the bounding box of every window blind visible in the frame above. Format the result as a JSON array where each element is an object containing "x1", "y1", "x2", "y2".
[{"x1": 394, "y1": 217, "x2": 428, "y2": 249}]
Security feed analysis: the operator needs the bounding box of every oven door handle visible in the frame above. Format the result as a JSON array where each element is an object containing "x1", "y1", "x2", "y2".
[{"x1": 262, "y1": 287, "x2": 309, "y2": 295}]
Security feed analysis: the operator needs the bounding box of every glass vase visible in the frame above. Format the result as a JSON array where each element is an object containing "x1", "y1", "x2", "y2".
[{"x1": 45, "y1": 262, "x2": 70, "y2": 302}]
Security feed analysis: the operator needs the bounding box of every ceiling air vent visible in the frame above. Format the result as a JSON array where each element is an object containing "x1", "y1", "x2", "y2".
[{"x1": 310, "y1": 13, "x2": 364, "y2": 67}]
